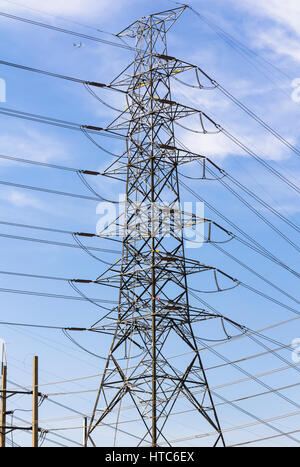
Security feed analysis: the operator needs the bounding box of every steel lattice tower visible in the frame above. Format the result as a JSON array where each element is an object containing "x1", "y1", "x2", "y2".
[{"x1": 86, "y1": 7, "x2": 226, "y2": 447}]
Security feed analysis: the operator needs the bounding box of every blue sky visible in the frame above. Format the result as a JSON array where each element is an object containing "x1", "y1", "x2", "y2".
[{"x1": 0, "y1": 0, "x2": 300, "y2": 447}]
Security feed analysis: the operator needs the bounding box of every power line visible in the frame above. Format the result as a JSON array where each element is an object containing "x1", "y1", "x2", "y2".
[
  {"x1": 229, "y1": 429, "x2": 300, "y2": 447},
  {"x1": 0, "y1": 232, "x2": 120, "y2": 254},
  {"x1": 10, "y1": 413, "x2": 81, "y2": 447},
  {"x1": 0, "y1": 179, "x2": 113, "y2": 202},
  {"x1": 5, "y1": 313, "x2": 300, "y2": 391},
  {"x1": 39, "y1": 352, "x2": 298, "y2": 397},
  {"x1": 54, "y1": 375, "x2": 300, "y2": 445},
  {"x1": 169, "y1": 100, "x2": 300, "y2": 198},
  {"x1": 239, "y1": 281, "x2": 300, "y2": 316},
  {"x1": 179, "y1": 178, "x2": 300, "y2": 279},
  {"x1": 181, "y1": 158, "x2": 300, "y2": 235},
  {"x1": 0, "y1": 58, "x2": 110, "y2": 88},
  {"x1": 1, "y1": 0, "x2": 121, "y2": 38},
  {"x1": 223, "y1": 170, "x2": 300, "y2": 234},
  {"x1": 195, "y1": 159, "x2": 300, "y2": 236},
  {"x1": 197, "y1": 337, "x2": 300, "y2": 416},
  {"x1": 216, "y1": 180, "x2": 300, "y2": 252},
  {"x1": 41, "y1": 311, "x2": 300, "y2": 422},
  {"x1": 215, "y1": 82, "x2": 300, "y2": 159},
  {"x1": 190, "y1": 169, "x2": 300, "y2": 296},
  {"x1": 171, "y1": 54, "x2": 300, "y2": 162},
  {"x1": 189, "y1": 289, "x2": 300, "y2": 378},
  {"x1": 0, "y1": 105, "x2": 124, "y2": 139},
  {"x1": 0, "y1": 151, "x2": 103, "y2": 174},
  {"x1": 168, "y1": 408, "x2": 300, "y2": 445},
  {"x1": 3, "y1": 4, "x2": 299, "y2": 447},
  {"x1": 42, "y1": 381, "x2": 300, "y2": 431},
  {"x1": 8, "y1": 380, "x2": 152, "y2": 446},
  {"x1": 186, "y1": 3, "x2": 292, "y2": 81},
  {"x1": 63, "y1": 361, "x2": 300, "y2": 422},
  {"x1": 175, "y1": 108, "x2": 300, "y2": 196},
  {"x1": 171, "y1": 132, "x2": 300, "y2": 279},
  {"x1": 0, "y1": 286, "x2": 118, "y2": 303},
  {"x1": 8, "y1": 373, "x2": 102, "y2": 392},
  {"x1": 6, "y1": 330, "x2": 300, "y2": 436},
  {"x1": 221, "y1": 127, "x2": 300, "y2": 196},
  {"x1": 210, "y1": 241, "x2": 300, "y2": 306},
  {"x1": 0, "y1": 320, "x2": 88, "y2": 331},
  {"x1": 0, "y1": 10, "x2": 135, "y2": 51},
  {"x1": 10, "y1": 376, "x2": 300, "y2": 447},
  {"x1": 0, "y1": 220, "x2": 122, "y2": 244}
]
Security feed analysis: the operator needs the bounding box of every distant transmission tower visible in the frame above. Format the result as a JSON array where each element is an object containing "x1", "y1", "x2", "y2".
[{"x1": 86, "y1": 7, "x2": 227, "y2": 447}]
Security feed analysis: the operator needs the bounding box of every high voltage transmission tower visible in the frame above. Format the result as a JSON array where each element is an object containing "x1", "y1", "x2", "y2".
[{"x1": 86, "y1": 6, "x2": 230, "y2": 448}]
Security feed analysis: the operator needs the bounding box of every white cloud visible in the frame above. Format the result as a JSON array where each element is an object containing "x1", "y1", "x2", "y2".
[
  {"x1": 172, "y1": 79, "x2": 231, "y2": 113},
  {"x1": 172, "y1": 75, "x2": 296, "y2": 162},
  {"x1": 177, "y1": 123, "x2": 294, "y2": 162},
  {"x1": 0, "y1": 0, "x2": 129, "y2": 21},
  {"x1": 225, "y1": 0, "x2": 300, "y2": 63},
  {"x1": 235, "y1": 0, "x2": 300, "y2": 35},
  {"x1": 252, "y1": 26, "x2": 300, "y2": 63},
  {"x1": 179, "y1": 131, "x2": 237, "y2": 161},
  {"x1": 0, "y1": 126, "x2": 69, "y2": 163},
  {"x1": 0, "y1": 189, "x2": 44, "y2": 208}
]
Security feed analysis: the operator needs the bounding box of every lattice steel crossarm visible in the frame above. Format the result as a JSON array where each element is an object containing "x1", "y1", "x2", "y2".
[{"x1": 87, "y1": 7, "x2": 226, "y2": 447}]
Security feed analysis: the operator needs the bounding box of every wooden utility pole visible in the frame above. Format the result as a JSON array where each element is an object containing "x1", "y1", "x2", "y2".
[
  {"x1": 0, "y1": 364, "x2": 7, "y2": 448},
  {"x1": 83, "y1": 417, "x2": 88, "y2": 447},
  {"x1": 32, "y1": 356, "x2": 38, "y2": 448}
]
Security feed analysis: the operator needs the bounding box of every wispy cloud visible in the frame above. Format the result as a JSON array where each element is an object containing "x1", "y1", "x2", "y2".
[
  {"x1": 253, "y1": 27, "x2": 300, "y2": 63},
  {"x1": 225, "y1": 0, "x2": 300, "y2": 63},
  {"x1": 0, "y1": 188, "x2": 44, "y2": 209},
  {"x1": 0, "y1": 124, "x2": 70, "y2": 163},
  {"x1": 172, "y1": 74, "x2": 297, "y2": 162},
  {"x1": 235, "y1": 164, "x2": 300, "y2": 216},
  {"x1": 236, "y1": 0, "x2": 300, "y2": 35},
  {"x1": 0, "y1": 0, "x2": 130, "y2": 21}
]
